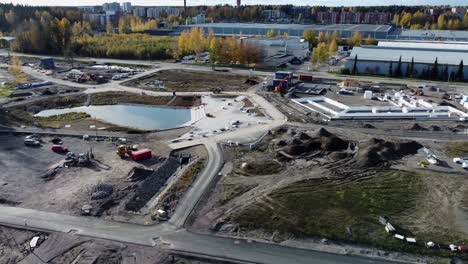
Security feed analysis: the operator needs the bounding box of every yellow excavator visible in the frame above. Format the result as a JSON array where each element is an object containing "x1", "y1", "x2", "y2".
[{"x1": 117, "y1": 145, "x2": 133, "y2": 159}]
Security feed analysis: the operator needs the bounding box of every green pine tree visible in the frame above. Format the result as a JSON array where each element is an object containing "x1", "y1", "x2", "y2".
[
  {"x1": 388, "y1": 61, "x2": 393, "y2": 77},
  {"x1": 395, "y1": 56, "x2": 402, "y2": 77},
  {"x1": 442, "y1": 65, "x2": 449, "y2": 82},
  {"x1": 431, "y1": 57, "x2": 439, "y2": 80},
  {"x1": 456, "y1": 60, "x2": 464, "y2": 81},
  {"x1": 409, "y1": 57, "x2": 414, "y2": 78},
  {"x1": 351, "y1": 54, "x2": 358, "y2": 75}
]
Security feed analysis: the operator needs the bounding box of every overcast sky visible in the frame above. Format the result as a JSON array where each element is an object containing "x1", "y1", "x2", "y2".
[{"x1": 1, "y1": 0, "x2": 467, "y2": 7}]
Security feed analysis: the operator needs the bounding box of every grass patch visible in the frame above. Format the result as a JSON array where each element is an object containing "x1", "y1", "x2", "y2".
[
  {"x1": 90, "y1": 91, "x2": 172, "y2": 106},
  {"x1": 233, "y1": 171, "x2": 426, "y2": 249},
  {"x1": 0, "y1": 82, "x2": 18, "y2": 97},
  {"x1": 5, "y1": 109, "x2": 90, "y2": 128},
  {"x1": 103, "y1": 126, "x2": 147, "y2": 134},
  {"x1": 446, "y1": 141, "x2": 468, "y2": 157}
]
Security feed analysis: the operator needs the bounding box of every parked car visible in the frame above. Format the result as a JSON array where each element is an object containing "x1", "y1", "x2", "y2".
[
  {"x1": 25, "y1": 134, "x2": 40, "y2": 140},
  {"x1": 111, "y1": 75, "x2": 121, "y2": 80},
  {"x1": 24, "y1": 138, "x2": 41, "y2": 147},
  {"x1": 51, "y1": 145, "x2": 69, "y2": 153}
]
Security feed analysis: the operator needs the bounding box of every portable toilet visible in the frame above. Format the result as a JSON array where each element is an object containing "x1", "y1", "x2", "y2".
[
  {"x1": 40, "y1": 57, "x2": 55, "y2": 69},
  {"x1": 363, "y1": 90, "x2": 373, "y2": 100}
]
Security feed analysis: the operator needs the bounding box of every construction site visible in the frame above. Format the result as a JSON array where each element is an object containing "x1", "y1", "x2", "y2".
[
  {"x1": 123, "y1": 69, "x2": 262, "y2": 92},
  {"x1": 190, "y1": 125, "x2": 468, "y2": 261},
  {"x1": 2, "y1": 50, "x2": 468, "y2": 264}
]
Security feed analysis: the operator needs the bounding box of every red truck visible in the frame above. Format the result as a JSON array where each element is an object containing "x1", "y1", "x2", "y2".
[{"x1": 130, "y1": 149, "x2": 152, "y2": 161}]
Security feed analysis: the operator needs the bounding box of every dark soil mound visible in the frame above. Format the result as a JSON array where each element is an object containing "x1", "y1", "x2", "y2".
[
  {"x1": 356, "y1": 138, "x2": 422, "y2": 167},
  {"x1": 320, "y1": 136, "x2": 348, "y2": 152},
  {"x1": 328, "y1": 152, "x2": 350, "y2": 160},
  {"x1": 283, "y1": 128, "x2": 347, "y2": 155},
  {"x1": 363, "y1": 124, "x2": 375, "y2": 129},
  {"x1": 276, "y1": 140, "x2": 288, "y2": 147},
  {"x1": 297, "y1": 132, "x2": 312, "y2": 141},
  {"x1": 310, "y1": 128, "x2": 333, "y2": 138},
  {"x1": 428, "y1": 125, "x2": 441, "y2": 132},
  {"x1": 243, "y1": 159, "x2": 284, "y2": 175},
  {"x1": 409, "y1": 123, "x2": 427, "y2": 131},
  {"x1": 275, "y1": 127, "x2": 288, "y2": 134}
]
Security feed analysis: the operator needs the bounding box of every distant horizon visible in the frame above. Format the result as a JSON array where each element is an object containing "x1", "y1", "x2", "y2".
[{"x1": 1, "y1": 0, "x2": 467, "y2": 7}]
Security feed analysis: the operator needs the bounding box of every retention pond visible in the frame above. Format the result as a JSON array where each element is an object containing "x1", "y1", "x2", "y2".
[{"x1": 35, "y1": 104, "x2": 192, "y2": 130}]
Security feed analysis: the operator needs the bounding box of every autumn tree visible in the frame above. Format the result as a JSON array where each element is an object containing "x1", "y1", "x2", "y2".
[
  {"x1": 365, "y1": 35, "x2": 378, "y2": 45},
  {"x1": 266, "y1": 29, "x2": 277, "y2": 38},
  {"x1": 119, "y1": 17, "x2": 128, "y2": 34},
  {"x1": 302, "y1": 29, "x2": 316, "y2": 47},
  {"x1": 329, "y1": 39, "x2": 338, "y2": 55},
  {"x1": 348, "y1": 32, "x2": 362, "y2": 47},
  {"x1": 437, "y1": 14, "x2": 446, "y2": 30},
  {"x1": 9, "y1": 55, "x2": 27, "y2": 84},
  {"x1": 209, "y1": 37, "x2": 221, "y2": 69},
  {"x1": 106, "y1": 22, "x2": 113, "y2": 34}
]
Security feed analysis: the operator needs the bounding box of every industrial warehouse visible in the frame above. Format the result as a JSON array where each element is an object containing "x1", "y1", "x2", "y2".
[{"x1": 345, "y1": 41, "x2": 468, "y2": 80}]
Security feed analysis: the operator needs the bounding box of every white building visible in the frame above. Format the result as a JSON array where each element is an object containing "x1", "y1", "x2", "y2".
[
  {"x1": 133, "y1": 7, "x2": 146, "y2": 17},
  {"x1": 122, "y1": 2, "x2": 132, "y2": 13},
  {"x1": 345, "y1": 41, "x2": 468, "y2": 81},
  {"x1": 191, "y1": 13, "x2": 206, "y2": 24},
  {"x1": 146, "y1": 7, "x2": 180, "y2": 19},
  {"x1": 102, "y1": 2, "x2": 120, "y2": 12},
  {"x1": 87, "y1": 13, "x2": 106, "y2": 26}
]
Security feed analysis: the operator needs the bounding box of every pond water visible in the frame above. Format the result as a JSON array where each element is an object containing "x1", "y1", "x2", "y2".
[{"x1": 35, "y1": 104, "x2": 192, "y2": 130}]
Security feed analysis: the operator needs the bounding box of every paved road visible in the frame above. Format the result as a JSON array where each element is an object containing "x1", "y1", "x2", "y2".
[{"x1": 168, "y1": 141, "x2": 223, "y2": 228}]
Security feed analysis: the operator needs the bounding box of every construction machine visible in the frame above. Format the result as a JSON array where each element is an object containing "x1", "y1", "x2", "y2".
[
  {"x1": 274, "y1": 75, "x2": 290, "y2": 93},
  {"x1": 116, "y1": 145, "x2": 138, "y2": 159},
  {"x1": 117, "y1": 145, "x2": 132, "y2": 158}
]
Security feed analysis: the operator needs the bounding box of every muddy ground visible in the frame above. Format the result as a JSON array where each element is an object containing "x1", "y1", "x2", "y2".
[
  {"x1": 123, "y1": 69, "x2": 259, "y2": 92},
  {"x1": 0, "y1": 128, "x2": 199, "y2": 225},
  {"x1": 189, "y1": 126, "x2": 468, "y2": 260}
]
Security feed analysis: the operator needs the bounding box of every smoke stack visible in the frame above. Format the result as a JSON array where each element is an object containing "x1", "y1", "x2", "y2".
[{"x1": 184, "y1": 0, "x2": 188, "y2": 25}]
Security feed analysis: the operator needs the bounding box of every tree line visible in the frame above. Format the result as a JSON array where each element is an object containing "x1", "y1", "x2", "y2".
[
  {"x1": 302, "y1": 30, "x2": 377, "y2": 65},
  {"x1": 177, "y1": 27, "x2": 262, "y2": 65},
  {"x1": 393, "y1": 11, "x2": 468, "y2": 30}
]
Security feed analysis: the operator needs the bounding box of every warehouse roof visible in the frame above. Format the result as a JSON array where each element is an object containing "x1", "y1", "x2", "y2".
[
  {"x1": 398, "y1": 29, "x2": 468, "y2": 41},
  {"x1": 378, "y1": 41, "x2": 468, "y2": 51},
  {"x1": 178, "y1": 23, "x2": 393, "y2": 33},
  {"x1": 349, "y1": 45, "x2": 468, "y2": 65}
]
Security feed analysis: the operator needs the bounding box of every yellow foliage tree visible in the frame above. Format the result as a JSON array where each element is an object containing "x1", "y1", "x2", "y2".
[
  {"x1": 329, "y1": 39, "x2": 338, "y2": 55},
  {"x1": 302, "y1": 29, "x2": 315, "y2": 47},
  {"x1": 9, "y1": 56, "x2": 27, "y2": 84}
]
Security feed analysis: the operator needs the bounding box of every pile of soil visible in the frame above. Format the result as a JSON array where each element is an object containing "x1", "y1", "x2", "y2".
[
  {"x1": 356, "y1": 138, "x2": 422, "y2": 167},
  {"x1": 284, "y1": 128, "x2": 348, "y2": 156},
  {"x1": 125, "y1": 157, "x2": 180, "y2": 212},
  {"x1": 242, "y1": 159, "x2": 284, "y2": 175},
  {"x1": 126, "y1": 167, "x2": 153, "y2": 182},
  {"x1": 409, "y1": 123, "x2": 427, "y2": 131}
]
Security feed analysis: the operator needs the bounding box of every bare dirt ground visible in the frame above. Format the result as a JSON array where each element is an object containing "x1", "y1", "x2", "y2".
[
  {"x1": 0, "y1": 128, "x2": 192, "y2": 224},
  {"x1": 123, "y1": 69, "x2": 259, "y2": 92},
  {"x1": 0, "y1": 226, "x2": 221, "y2": 264},
  {"x1": 189, "y1": 125, "x2": 468, "y2": 260}
]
